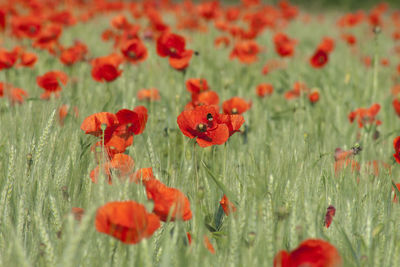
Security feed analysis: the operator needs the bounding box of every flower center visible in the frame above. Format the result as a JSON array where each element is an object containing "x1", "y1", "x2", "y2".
[
  {"x1": 196, "y1": 123, "x2": 207, "y2": 132},
  {"x1": 231, "y1": 108, "x2": 238, "y2": 114},
  {"x1": 128, "y1": 51, "x2": 137, "y2": 59},
  {"x1": 207, "y1": 113, "x2": 213, "y2": 121}
]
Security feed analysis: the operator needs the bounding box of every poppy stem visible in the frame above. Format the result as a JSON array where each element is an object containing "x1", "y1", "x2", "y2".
[{"x1": 193, "y1": 142, "x2": 199, "y2": 191}]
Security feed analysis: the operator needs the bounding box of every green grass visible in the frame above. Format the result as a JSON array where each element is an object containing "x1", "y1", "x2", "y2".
[{"x1": 1, "y1": 9, "x2": 400, "y2": 267}]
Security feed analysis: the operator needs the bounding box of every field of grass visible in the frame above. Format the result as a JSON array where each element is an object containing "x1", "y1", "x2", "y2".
[{"x1": 1, "y1": 1, "x2": 400, "y2": 266}]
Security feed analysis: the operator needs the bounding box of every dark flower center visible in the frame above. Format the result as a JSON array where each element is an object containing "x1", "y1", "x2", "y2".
[
  {"x1": 128, "y1": 51, "x2": 137, "y2": 59},
  {"x1": 207, "y1": 113, "x2": 213, "y2": 121},
  {"x1": 231, "y1": 108, "x2": 238, "y2": 114}
]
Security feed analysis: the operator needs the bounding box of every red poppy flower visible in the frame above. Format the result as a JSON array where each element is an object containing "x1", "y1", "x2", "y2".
[
  {"x1": 5, "y1": 86, "x2": 28, "y2": 105},
  {"x1": 341, "y1": 34, "x2": 357, "y2": 46},
  {"x1": 0, "y1": 48, "x2": 18, "y2": 70},
  {"x1": 177, "y1": 105, "x2": 229, "y2": 147},
  {"x1": 217, "y1": 114, "x2": 245, "y2": 137},
  {"x1": 334, "y1": 148, "x2": 354, "y2": 162},
  {"x1": 186, "y1": 78, "x2": 209, "y2": 95},
  {"x1": 0, "y1": 9, "x2": 5, "y2": 31},
  {"x1": 137, "y1": 88, "x2": 160, "y2": 101},
  {"x1": 204, "y1": 235, "x2": 215, "y2": 254},
  {"x1": 95, "y1": 201, "x2": 160, "y2": 244},
  {"x1": 256, "y1": 83, "x2": 274, "y2": 98},
  {"x1": 156, "y1": 32, "x2": 193, "y2": 70},
  {"x1": 214, "y1": 36, "x2": 230, "y2": 48},
  {"x1": 60, "y1": 41, "x2": 88, "y2": 66},
  {"x1": 318, "y1": 37, "x2": 335, "y2": 53},
  {"x1": 58, "y1": 104, "x2": 78, "y2": 126},
  {"x1": 185, "y1": 91, "x2": 220, "y2": 110},
  {"x1": 37, "y1": 71, "x2": 68, "y2": 99},
  {"x1": 186, "y1": 233, "x2": 216, "y2": 254},
  {"x1": 220, "y1": 195, "x2": 236, "y2": 216},
  {"x1": 274, "y1": 239, "x2": 342, "y2": 267},
  {"x1": 380, "y1": 58, "x2": 389, "y2": 67},
  {"x1": 11, "y1": 15, "x2": 42, "y2": 39},
  {"x1": 197, "y1": 1, "x2": 220, "y2": 20},
  {"x1": 33, "y1": 24, "x2": 62, "y2": 52},
  {"x1": 48, "y1": 10, "x2": 76, "y2": 26},
  {"x1": 334, "y1": 158, "x2": 360, "y2": 175},
  {"x1": 222, "y1": 97, "x2": 251, "y2": 115},
  {"x1": 19, "y1": 51, "x2": 37, "y2": 67},
  {"x1": 156, "y1": 32, "x2": 186, "y2": 58},
  {"x1": 393, "y1": 136, "x2": 400, "y2": 164},
  {"x1": 364, "y1": 160, "x2": 391, "y2": 177},
  {"x1": 121, "y1": 39, "x2": 148, "y2": 64},
  {"x1": 273, "y1": 33, "x2": 297, "y2": 57},
  {"x1": 131, "y1": 168, "x2": 155, "y2": 184},
  {"x1": 284, "y1": 82, "x2": 308, "y2": 100},
  {"x1": 310, "y1": 49, "x2": 328, "y2": 68},
  {"x1": 393, "y1": 99, "x2": 400, "y2": 117},
  {"x1": 348, "y1": 103, "x2": 381, "y2": 128},
  {"x1": 169, "y1": 49, "x2": 193, "y2": 70},
  {"x1": 145, "y1": 178, "x2": 192, "y2": 221},
  {"x1": 90, "y1": 153, "x2": 135, "y2": 184},
  {"x1": 308, "y1": 91, "x2": 320, "y2": 103},
  {"x1": 111, "y1": 14, "x2": 131, "y2": 30},
  {"x1": 115, "y1": 106, "x2": 148, "y2": 136},
  {"x1": 91, "y1": 54, "x2": 123, "y2": 82},
  {"x1": 324, "y1": 205, "x2": 336, "y2": 228},
  {"x1": 81, "y1": 112, "x2": 119, "y2": 137},
  {"x1": 229, "y1": 40, "x2": 260, "y2": 64},
  {"x1": 262, "y1": 59, "x2": 287, "y2": 75}
]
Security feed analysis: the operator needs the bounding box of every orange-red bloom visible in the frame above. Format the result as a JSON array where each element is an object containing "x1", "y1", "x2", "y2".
[
  {"x1": 308, "y1": 91, "x2": 320, "y2": 103},
  {"x1": 220, "y1": 195, "x2": 236, "y2": 216},
  {"x1": 341, "y1": 33, "x2": 357, "y2": 46},
  {"x1": 177, "y1": 105, "x2": 229, "y2": 147},
  {"x1": 91, "y1": 54, "x2": 123, "y2": 82},
  {"x1": 60, "y1": 41, "x2": 88, "y2": 66},
  {"x1": 274, "y1": 239, "x2": 342, "y2": 267},
  {"x1": 310, "y1": 49, "x2": 328, "y2": 68},
  {"x1": 137, "y1": 88, "x2": 160, "y2": 101},
  {"x1": 318, "y1": 37, "x2": 335, "y2": 53},
  {"x1": 0, "y1": 48, "x2": 18, "y2": 70},
  {"x1": 95, "y1": 201, "x2": 160, "y2": 244},
  {"x1": 19, "y1": 51, "x2": 38, "y2": 67},
  {"x1": 393, "y1": 136, "x2": 400, "y2": 164},
  {"x1": 393, "y1": 99, "x2": 400, "y2": 117},
  {"x1": 186, "y1": 78, "x2": 209, "y2": 95},
  {"x1": 145, "y1": 178, "x2": 192, "y2": 221},
  {"x1": 222, "y1": 97, "x2": 251, "y2": 115},
  {"x1": 37, "y1": 71, "x2": 68, "y2": 99},
  {"x1": 274, "y1": 33, "x2": 297, "y2": 57},
  {"x1": 348, "y1": 103, "x2": 381, "y2": 128},
  {"x1": 230, "y1": 40, "x2": 261, "y2": 64},
  {"x1": 185, "y1": 91, "x2": 220, "y2": 110},
  {"x1": 121, "y1": 39, "x2": 148, "y2": 64},
  {"x1": 90, "y1": 153, "x2": 135, "y2": 184},
  {"x1": 156, "y1": 32, "x2": 193, "y2": 70},
  {"x1": 256, "y1": 83, "x2": 274, "y2": 98},
  {"x1": 324, "y1": 205, "x2": 336, "y2": 228},
  {"x1": 81, "y1": 112, "x2": 119, "y2": 137}
]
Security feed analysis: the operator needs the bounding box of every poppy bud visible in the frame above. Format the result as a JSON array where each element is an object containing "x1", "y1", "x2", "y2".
[
  {"x1": 100, "y1": 123, "x2": 107, "y2": 131},
  {"x1": 373, "y1": 26, "x2": 381, "y2": 34},
  {"x1": 197, "y1": 186, "x2": 205, "y2": 199},
  {"x1": 275, "y1": 206, "x2": 290, "y2": 220},
  {"x1": 247, "y1": 231, "x2": 256, "y2": 246}
]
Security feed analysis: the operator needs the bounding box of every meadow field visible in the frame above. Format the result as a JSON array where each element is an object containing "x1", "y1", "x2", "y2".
[{"x1": 1, "y1": 0, "x2": 400, "y2": 266}]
